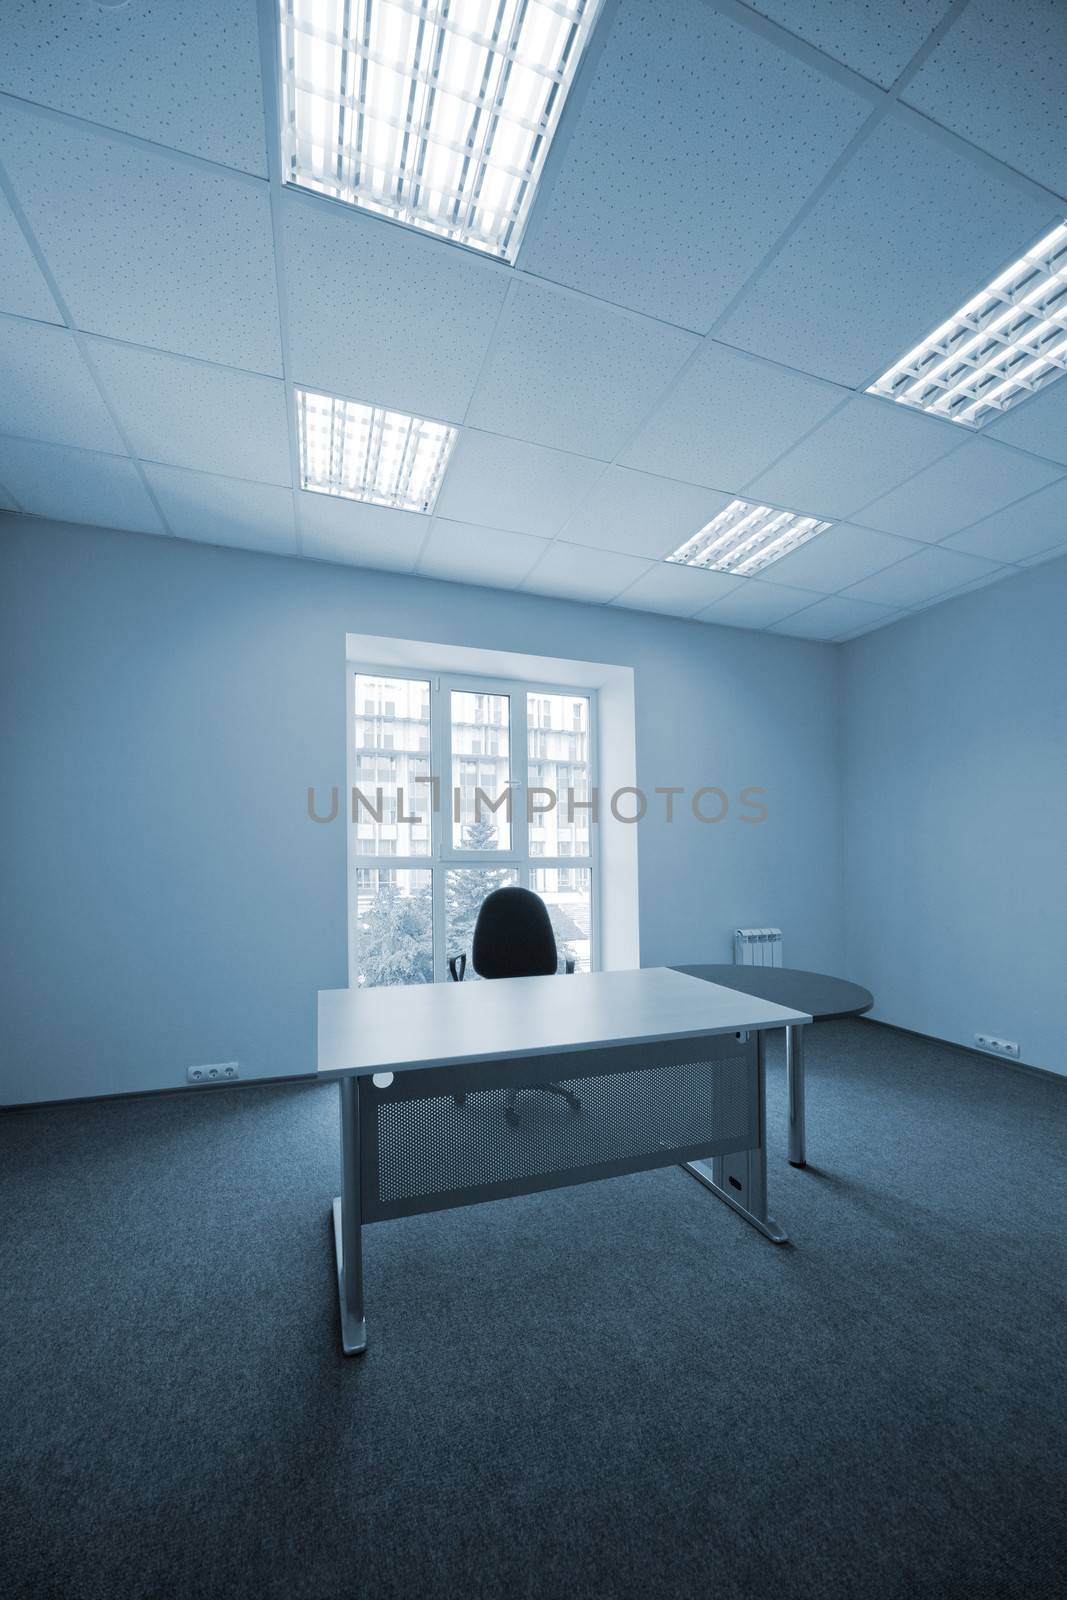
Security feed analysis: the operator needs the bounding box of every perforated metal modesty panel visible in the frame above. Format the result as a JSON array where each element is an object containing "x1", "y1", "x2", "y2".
[{"x1": 360, "y1": 1036, "x2": 758, "y2": 1222}]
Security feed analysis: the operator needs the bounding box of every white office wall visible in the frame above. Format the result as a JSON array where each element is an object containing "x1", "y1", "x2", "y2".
[
  {"x1": 0, "y1": 514, "x2": 844, "y2": 1105},
  {"x1": 840, "y1": 553, "x2": 1067, "y2": 1077}
]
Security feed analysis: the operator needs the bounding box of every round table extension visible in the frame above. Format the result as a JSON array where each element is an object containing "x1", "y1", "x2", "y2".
[{"x1": 670, "y1": 965, "x2": 873, "y2": 1168}]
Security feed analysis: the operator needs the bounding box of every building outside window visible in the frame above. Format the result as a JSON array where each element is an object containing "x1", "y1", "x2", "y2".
[{"x1": 349, "y1": 670, "x2": 597, "y2": 987}]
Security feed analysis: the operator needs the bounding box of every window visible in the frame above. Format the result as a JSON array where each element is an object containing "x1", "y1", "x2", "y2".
[
  {"x1": 297, "y1": 388, "x2": 456, "y2": 511},
  {"x1": 667, "y1": 499, "x2": 832, "y2": 576},
  {"x1": 349, "y1": 669, "x2": 597, "y2": 986},
  {"x1": 278, "y1": 0, "x2": 604, "y2": 261},
  {"x1": 867, "y1": 219, "x2": 1067, "y2": 428}
]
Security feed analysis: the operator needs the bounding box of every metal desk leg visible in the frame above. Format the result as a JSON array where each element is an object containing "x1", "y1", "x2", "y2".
[
  {"x1": 332, "y1": 1076, "x2": 367, "y2": 1355},
  {"x1": 683, "y1": 1032, "x2": 788, "y2": 1244},
  {"x1": 786, "y1": 1023, "x2": 806, "y2": 1168}
]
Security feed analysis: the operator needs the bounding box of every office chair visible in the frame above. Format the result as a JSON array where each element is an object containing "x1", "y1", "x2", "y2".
[{"x1": 448, "y1": 885, "x2": 581, "y2": 1124}]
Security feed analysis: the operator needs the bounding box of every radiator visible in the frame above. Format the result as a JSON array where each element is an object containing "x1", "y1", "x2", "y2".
[{"x1": 734, "y1": 928, "x2": 783, "y2": 967}]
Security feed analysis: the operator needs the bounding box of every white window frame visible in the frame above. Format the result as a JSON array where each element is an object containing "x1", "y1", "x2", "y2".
[{"x1": 347, "y1": 663, "x2": 600, "y2": 985}]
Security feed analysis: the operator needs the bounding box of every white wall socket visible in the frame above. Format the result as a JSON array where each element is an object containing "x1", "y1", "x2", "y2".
[
  {"x1": 187, "y1": 1061, "x2": 240, "y2": 1085},
  {"x1": 974, "y1": 1034, "x2": 1020, "y2": 1059}
]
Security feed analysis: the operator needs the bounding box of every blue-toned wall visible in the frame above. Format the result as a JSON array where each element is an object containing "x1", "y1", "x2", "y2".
[
  {"x1": 841, "y1": 554, "x2": 1067, "y2": 1077},
  {"x1": 0, "y1": 514, "x2": 843, "y2": 1105}
]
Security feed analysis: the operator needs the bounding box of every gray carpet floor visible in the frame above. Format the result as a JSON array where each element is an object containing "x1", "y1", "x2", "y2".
[{"x1": 2, "y1": 1020, "x2": 1065, "y2": 1600}]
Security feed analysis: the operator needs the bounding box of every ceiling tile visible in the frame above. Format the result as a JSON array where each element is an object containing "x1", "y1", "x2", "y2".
[
  {"x1": 696, "y1": 577, "x2": 816, "y2": 628},
  {"x1": 940, "y1": 478, "x2": 1067, "y2": 564},
  {"x1": 769, "y1": 594, "x2": 900, "y2": 639},
  {"x1": 716, "y1": 106, "x2": 1057, "y2": 386},
  {"x1": 298, "y1": 492, "x2": 427, "y2": 571},
  {"x1": 0, "y1": 104, "x2": 281, "y2": 372},
  {"x1": 855, "y1": 438, "x2": 1063, "y2": 540},
  {"x1": 89, "y1": 341, "x2": 291, "y2": 485},
  {"x1": 0, "y1": 1, "x2": 267, "y2": 175},
  {"x1": 842, "y1": 543, "x2": 1005, "y2": 606},
  {"x1": 1019, "y1": 543, "x2": 1067, "y2": 569},
  {"x1": 903, "y1": 0, "x2": 1067, "y2": 195},
  {"x1": 764, "y1": 522, "x2": 922, "y2": 593},
  {"x1": 283, "y1": 196, "x2": 508, "y2": 421},
  {"x1": 465, "y1": 283, "x2": 698, "y2": 459},
  {"x1": 521, "y1": 542, "x2": 653, "y2": 604},
  {"x1": 986, "y1": 378, "x2": 1067, "y2": 468},
  {"x1": 435, "y1": 432, "x2": 602, "y2": 538},
  {"x1": 0, "y1": 318, "x2": 124, "y2": 451},
  {"x1": 417, "y1": 520, "x2": 548, "y2": 587},
  {"x1": 907, "y1": 567, "x2": 1011, "y2": 611},
  {"x1": 144, "y1": 465, "x2": 297, "y2": 556},
  {"x1": 745, "y1": 395, "x2": 964, "y2": 518},
  {"x1": 562, "y1": 468, "x2": 732, "y2": 560},
  {"x1": 0, "y1": 194, "x2": 61, "y2": 323},
  {"x1": 837, "y1": 607, "x2": 911, "y2": 641},
  {"x1": 0, "y1": 437, "x2": 164, "y2": 533},
  {"x1": 619, "y1": 342, "x2": 846, "y2": 490},
  {"x1": 520, "y1": 0, "x2": 872, "y2": 328},
  {"x1": 747, "y1": 0, "x2": 954, "y2": 89},
  {"x1": 610, "y1": 562, "x2": 742, "y2": 618}
]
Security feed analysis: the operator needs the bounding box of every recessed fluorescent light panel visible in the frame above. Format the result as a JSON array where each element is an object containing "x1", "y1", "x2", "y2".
[
  {"x1": 297, "y1": 388, "x2": 456, "y2": 512},
  {"x1": 667, "y1": 500, "x2": 832, "y2": 576},
  {"x1": 279, "y1": 0, "x2": 603, "y2": 261},
  {"x1": 868, "y1": 220, "x2": 1067, "y2": 428}
]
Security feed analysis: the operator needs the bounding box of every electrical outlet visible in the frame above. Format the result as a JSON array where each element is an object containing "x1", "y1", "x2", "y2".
[
  {"x1": 974, "y1": 1034, "x2": 1020, "y2": 1060},
  {"x1": 187, "y1": 1061, "x2": 240, "y2": 1085}
]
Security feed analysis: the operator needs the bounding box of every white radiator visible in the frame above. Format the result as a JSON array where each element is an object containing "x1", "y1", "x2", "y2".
[{"x1": 734, "y1": 928, "x2": 783, "y2": 967}]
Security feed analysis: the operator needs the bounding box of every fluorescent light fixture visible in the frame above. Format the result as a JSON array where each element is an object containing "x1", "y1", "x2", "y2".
[
  {"x1": 279, "y1": 0, "x2": 603, "y2": 261},
  {"x1": 667, "y1": 500, "x2": 832, "y2": 576},
  {"x1": 297, "y1": 387, "x2": 456, "y2": 512},
  {"x1": 868, "y1": 220, "x2": 1067, "y2": 428}
]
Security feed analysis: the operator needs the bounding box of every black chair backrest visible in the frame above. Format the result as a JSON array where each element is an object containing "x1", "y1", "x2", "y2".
[{"x1": 472, "y1": 886, "x2": 558, "y2": 980}]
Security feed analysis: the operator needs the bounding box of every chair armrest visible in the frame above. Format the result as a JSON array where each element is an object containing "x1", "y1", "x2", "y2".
[
  {"x1": 448, "y1": 953, "x2": 467, "y2": 982},
  {"x1": 564, "y1": 957, "x2": 576, "y2": 975}
]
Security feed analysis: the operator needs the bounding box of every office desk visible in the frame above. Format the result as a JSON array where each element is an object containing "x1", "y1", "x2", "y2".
[
  {"x1": 672, "y1": 965, "x2": 874, "y2": 1168},
  {"x1": 318, "y1": 967, "x2": 810, "y2": 1354}
]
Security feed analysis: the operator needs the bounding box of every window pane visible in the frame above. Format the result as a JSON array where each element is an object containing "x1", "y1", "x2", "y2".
[
  {"x1": 527, "y1": 693, "x2": 591, "y2": 859},
  {"x1": 445, "y1": 864, "x2": 518, "y2": 980},
  {"x1": 530, "y1": 867, "x2": 592, "y2": 974},
  {"x1": 353, "y1": 868, "x2": 433, "y2": 987},
  {"x1": 451, "y1": 690, "x2": 511, "y2": 851},
  {"x1": 354, "y1": 674, "x2": 431, "y2": 856}
]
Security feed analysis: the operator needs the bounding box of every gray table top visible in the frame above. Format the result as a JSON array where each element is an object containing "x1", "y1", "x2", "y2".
[
  {"x1": 318, "y1": 966, "x2": 811, "y2": 1079},
  {"x1": 671, "y1": 965, "x2": 873, "y2": 1023}
]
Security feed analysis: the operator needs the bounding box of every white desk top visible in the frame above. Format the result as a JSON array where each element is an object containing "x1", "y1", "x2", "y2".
[{"x1": 317, "y1": 966, "x2": 810, "y2": 1079}]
